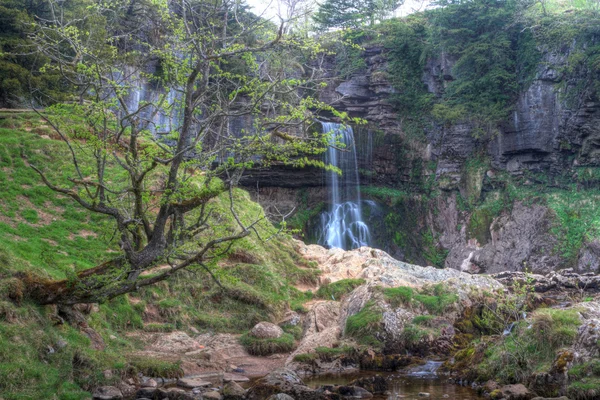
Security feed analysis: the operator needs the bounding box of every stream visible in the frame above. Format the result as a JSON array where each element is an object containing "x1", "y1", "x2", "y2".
[{"x1": 304, "y1": 371, "x2": 483, "y2": 400}]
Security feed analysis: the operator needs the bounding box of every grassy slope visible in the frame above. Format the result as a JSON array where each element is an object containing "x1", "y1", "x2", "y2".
[{"x1": 0, "y1": 113, "x2": 316, "y2": 399}]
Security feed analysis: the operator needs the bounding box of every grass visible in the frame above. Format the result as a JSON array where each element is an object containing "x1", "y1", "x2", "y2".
[
  {"x1": 345, "y1": 301, "x2": 383, "y2": 346},
  {"x1": 0, "y1": 302, "x2": 131, "y2": 399},
  {"x1": 383, "y1": 284, "x2": 458, "y2": 315},
  {"x1": 383, "y1": 286, "x2": 414, "y2": 308},
  {"x1": 316, "y1": 278, "x2": 365, "y2": 300},
  {"x1": 128, "y1": 356, "x2": 183, "y2": 378},
  {"x1": 478, "y1": 308, "x2": 581, "y2": 383},
  {"x1": 239, "y1": 332, "x2": 296, "y2": 356},
  {"x1": 414, "y1": 284, "x2": 459, "y2": 315},
  {"x1": 0, "y1": 120, "x2": 320, "y2": 397}
]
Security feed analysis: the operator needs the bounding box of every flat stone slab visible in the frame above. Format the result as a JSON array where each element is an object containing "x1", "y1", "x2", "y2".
[
  {"x1": 177, "y1": 377, "x2": 212, "y2": 388},
  {"x1": 223, "y1": 373, "x2": 249, "y2": 383}
]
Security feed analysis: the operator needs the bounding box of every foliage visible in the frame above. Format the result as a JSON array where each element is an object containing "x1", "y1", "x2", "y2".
[
  {"x1": 313, "y1": 0, "x2": 402, "y2": 29},
  {"x1": 316, "y1": 278, "x2": 365, "y2": 300},
  {"x1": 21, "y1": 0, "x2": 357, "y2": 305},
  {"x1": 0, "y1": 0, "x2": 72, "y2": 107},
  {"x1": 239, "y1": 332, "x2": 296, "y2": 356}
]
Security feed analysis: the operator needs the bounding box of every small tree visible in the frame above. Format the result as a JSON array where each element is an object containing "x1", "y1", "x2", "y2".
[{"x1": 26, "y1": 0, "x2": 354, "y2": 306}]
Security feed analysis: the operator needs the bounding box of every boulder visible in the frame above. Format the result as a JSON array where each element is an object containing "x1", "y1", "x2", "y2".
[
  {"x1": 203, "y1": 392, "x2": 222, "y2": 399},
  {"x1": 222, "y1": 381, "x2": 246, "y2": 400},
  {"x1": 250, "y1": 322, "x2": 283, "y2": 339},
  {"x1": 92, "y1": 386, "x2": 123, "y2": 400},
  {"x1": 500, "y1": 384, "x2": 536, "y2": 400}
]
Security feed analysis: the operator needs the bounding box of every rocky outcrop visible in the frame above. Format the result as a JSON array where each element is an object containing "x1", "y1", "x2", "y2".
[
  {"x1": 442, "y1": 200, "x2": 563, "y2": 275},
  {"x1": 289, "y1": 243, "x2": 501, "y2": 365},
  {"x1": 492, "y1": 270, "x2": 600, "y2": 293},
  {"x1": 297, "y1": 241, "x2": 501, "y2": 294}
]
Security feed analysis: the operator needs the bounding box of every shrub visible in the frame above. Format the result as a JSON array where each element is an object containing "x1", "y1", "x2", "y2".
[{"x1": 239, "y1": 332, "x2": 296, "y2": 356}]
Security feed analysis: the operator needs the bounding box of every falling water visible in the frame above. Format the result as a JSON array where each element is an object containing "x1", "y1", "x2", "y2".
[
  {"x1": 406, "y1": 360, "x2": 444, "y2": 377},
  {"x1": 318, "y1": 122, "x2": 371, "y2": 250}
]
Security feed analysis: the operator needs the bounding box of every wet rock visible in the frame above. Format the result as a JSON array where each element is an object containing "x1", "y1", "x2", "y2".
[
  {"x1": 320, "y1": 385, "x2": 373, "y2": 398},
  {"x1": 266, "y1": 395, "x2": 295, "y2": 400},
  {"x1": 157, "y1": 387, "x2": 198, "y2": 400},
  {"x1": 202, "y1": 391, "x2": 221, "y2": 399},
  {"x1": 223, "y1": 373, "x2": 249, "y2": 383},
  {"x1": 177, "y1": 377, "x2": 212, "y2": 389},
  {"x1": 141, "y1": 378, "x2": 158, "y2": 388},
  {"x1": 349, "y1": 374, "x2": 387, "y2": 394},
  {"x1": 135, "y1": 387, "x2": 157, "y2": 398},
  {"x1": 250, "y1": 322, "x2": 284, "y2": 339},
  {"x1": 418, "y1": 393, "x2": 430, "y2": 397},
  {"x1": 92, "y1": 386, "x2": 123, "y2": 400},
  {"x1": 222, "y1": 381, "x2": 246, "y2": 400},
  {"x1": 246, "y1": 368, "x2": 322, "y2": 400},
  {"x1": 500, "y1": 384, "x2": 535, "y2": 400}
]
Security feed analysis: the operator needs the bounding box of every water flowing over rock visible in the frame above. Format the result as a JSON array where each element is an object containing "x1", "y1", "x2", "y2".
[
  {"x1": 318, "y1": 122, "x2": 371, "y2": 250},
  {"x1": 406, "y1": 360, "x2": 444, "y2": 377}
]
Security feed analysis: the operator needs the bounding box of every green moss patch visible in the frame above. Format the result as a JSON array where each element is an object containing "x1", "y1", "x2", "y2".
[
  {"x1": 316, "y1": 278, "x2": 365, "y2": 300},
  {"x1": 239, "y1": 332, "x2": 296, "y2": 356}
]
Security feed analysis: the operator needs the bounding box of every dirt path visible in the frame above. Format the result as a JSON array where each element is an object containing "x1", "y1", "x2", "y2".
[{"x1": 127, "y1": 330, "x2": 289, "y2": 378}]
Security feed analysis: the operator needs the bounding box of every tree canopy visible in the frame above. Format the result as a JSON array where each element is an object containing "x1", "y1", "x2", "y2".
[{"x1": 313, "y1": 0, "x2": 403, "y2": 29}]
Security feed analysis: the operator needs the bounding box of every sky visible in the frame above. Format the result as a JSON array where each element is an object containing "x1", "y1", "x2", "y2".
[{"x1": 245, "y1": 0, "x2": 433, "y2": 23}]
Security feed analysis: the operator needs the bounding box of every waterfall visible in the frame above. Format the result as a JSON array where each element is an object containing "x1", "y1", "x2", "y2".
[
  {"x1": 407, "y1": 360, "x2": 444, "y2": 377},
  {"x1": 318, "y1": 122, "x2": 371, "y2": 250}
]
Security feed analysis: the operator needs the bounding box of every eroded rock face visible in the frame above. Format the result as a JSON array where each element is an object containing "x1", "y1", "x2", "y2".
[{"x1": 287, "y1": 301, "x2": 341, "y2": 364}]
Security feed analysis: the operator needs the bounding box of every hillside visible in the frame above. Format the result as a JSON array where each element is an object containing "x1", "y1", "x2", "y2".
[{"x1": 0, "y1": 112, "x2": 317, "y2": 398}]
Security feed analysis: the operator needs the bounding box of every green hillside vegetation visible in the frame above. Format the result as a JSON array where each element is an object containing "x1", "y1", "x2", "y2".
[{"x1": 0, "y1": 113, "x2": 317, "y2": 398}]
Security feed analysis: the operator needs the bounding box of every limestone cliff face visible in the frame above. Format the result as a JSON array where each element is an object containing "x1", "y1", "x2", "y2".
[{"x1": 243, "y1": 42, "x2": 600, "y2": 275}]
